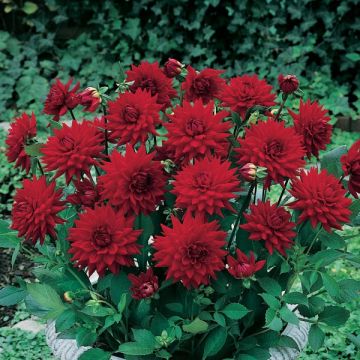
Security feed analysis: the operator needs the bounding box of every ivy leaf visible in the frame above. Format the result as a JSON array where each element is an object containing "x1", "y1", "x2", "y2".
[
  {"x1": 182, "y1": 318, "x2": 208, "y2": 334},
  {"x1": 318, "y1": 306, "x2": 350, "y2": 326},
  {"x1": 221, "y1": 303, "x2": 249, "y2": 320},
  {"x1": 202, "y1": 327, "x2": 227, "y2": 359},
  {"x1": 308, "y1": 324, "x2": 325, "y2": 351}
]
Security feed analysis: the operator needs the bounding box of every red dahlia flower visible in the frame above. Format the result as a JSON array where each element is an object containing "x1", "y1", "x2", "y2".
[
  {"x1": 163, "y1": 58, "x2": 183, "y2": 78},
  {"x1": 278, "y1": 74, "x2": 299, "y2": 94},
  {"x1": 221, "y1": 75, "x2": 276, "y2": 120},
  {"x1": 289, "y1": 168, "x2": 352, "y2": 232},
  {"x1": 341, "y1": 140, "x2": 360, "y2": 198},
  {"x1": 126, "y1": 61, "x2": 177, "y2": 108},
  {"x1": 67, "y1": 178, "x2": 102, "y2": 208},
  {"x1": 41, "y1": 120, "x2": 104, "y2": 184},
  {"x1": 164, "y1": 100, "x2": 230, "y2": 162},
  {"x1": 241, "y1": 201, "x2": 296, "y2": 255},
  {"x1": 79, "y1": 87, "x2": 101, "y2": 112},
  {"x1": 289, "y1": 99, "x2": 332, "y2": 159},
  {"x1": 153, "y1": 213, "x2": 227, "y2": 288},
  {"x1": 68, "y1": 205, "x2": 141, "y2": 276},
  {"x1": 227, "y1": 249, "x2": 265, "y2": 279},
  {"x1": 99, "y1": 145, "x2": 166, "y2": 215},
  {"x1": 182, "y1": 66, "x2": 226, "y2": 104},
  {"x1": 5, "y1": 112, "x2": 37, "y2": 173},
  {"x1": 107, "y1": 89, "x2": 162, "y2": 146},
  {"x1": 236, "y1": 119, "x2": 306, "y2": 188},
  {"x1": 172, "y1": 157, "x2": 240, "y2": 216},
  {"x1": 128, "y1": 268, "x2": 159, "y2": 300},
  {"x1": 11, "y1": 176, "x2": 65, "y2": 244},
  {"x1": 43, "y1": 78, "x2": 80, "y2": 121}
]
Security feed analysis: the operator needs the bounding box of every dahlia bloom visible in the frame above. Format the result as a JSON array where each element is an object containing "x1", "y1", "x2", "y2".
[
  {"x1": 236, "y1": 119, "x2": 306, "y2": 188},
  {"x1": 241, "y1": 201, "x2": 296, "y2": 255},
  {"x1": 172, "y1": 157, "x2": 240, "y2": 216},
  {"x1": 289, "y1": 99, "x2": 332, "y2": 159},
  {"x1": 227, "y1": 249, "x2": 265, "y2": 279},
  {"x1": 126, "y1": 61, "x2": 177, "y2": 108},
  {"x1": 163, "y1": 58, "x2": 183, "y2": 78},
  {"x1": 79, "y1": 87, "x2": 101, "y2": 112},
  {"x1": 107, "y1": 89, "x2": 162, "y2": 146},
  {"x1": 289, "y1": 168, "x2": 352, "y2": 232},
  {"x1": 128, "y1": 268, "x2": 159, "y2": 300},
  {"x1": 99, "y1": 145, "x2": 166, "y2": 215},
  {"x1": 164, "y1": 100, "x2": 230, "y2": 162},
  {"x1": 153, "y1": 213, "x2": 227, "y2": 288},
  {"x1": 5, "y1": 112, "x2": 37, "y2": 173},
  {"x1": 278, "y1": 74, "x2": 299, "y2": 94},
  {"x1": 182, "y1": 66, "x2": 226, "y2": 104},
  {"x1": 68, "y1": 205, "x2": 141, "y2": 276},
  {"x1": 341, "y1": 140, "x2": 360, "y2": 198},
  {"x1": 11, "y1": 176, "x2": 65, "y2": 244},
  {"x1": 43, "y1": 78, "x2": 80, "y2": 121},
  {"x1": 41, "y1": 120, "x2": 104, "y2": 184},
  {"x1": 221, "y1": 75, "x2": 276, "y2": 120},
  {"x1": 67, "y1": 178, "x2": 102, "y2": 208}
]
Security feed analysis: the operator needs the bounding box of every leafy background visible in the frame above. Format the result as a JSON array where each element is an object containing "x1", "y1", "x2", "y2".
[{"x1": 0, "y1": 0, "x2": 359, "y2": 359}]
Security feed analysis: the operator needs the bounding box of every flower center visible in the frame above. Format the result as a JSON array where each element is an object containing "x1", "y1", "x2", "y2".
[
  {"x1": 140, "y1": 282, "x2": 156, "y2": 297},
  {"x1": 193, "y1": 78, "x2": 211, "y2": 94},
  {"x1": 185, "y1": 118, "x2": 205, "y2": 136},
  {"x1": 268, "y1": 209, "x2": 287, "y2": 230},
  {"x1": 92, "y1": 226, "x2": 112, "y2": 247},
  {"x1": 235, "y1": 263, "x2": 253, "y2": 278},
  {"x1": 59, "y1": 136, "x2": 75, "y2": 151},
  {"x1": 123, "y1": 105, "x2": 140, "y2": 123},
  {"x1": 193, "y1": 172, "x2": 211, "y2": 192},
  {"x1": 264, "y1": 140, "x2": 283, "y2": 159},
  {"x1": 140, "y1": 79, "x2": 157, "y2": 96},
  {"x1": 130, "y1": 171, "x2": 153, "y2": 194},
  {"x1": 185, "y1": 244, "x2": 209, "y2": 264}
]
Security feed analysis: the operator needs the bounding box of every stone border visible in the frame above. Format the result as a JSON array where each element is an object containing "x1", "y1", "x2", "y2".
[{"x1": 46, "y1": 313, "x2": 310, "y2": 360}]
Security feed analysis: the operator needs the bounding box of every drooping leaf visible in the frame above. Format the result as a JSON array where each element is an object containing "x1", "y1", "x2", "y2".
[{"x1": 308, "y1": 324, "x2": 325, "y2": 351}]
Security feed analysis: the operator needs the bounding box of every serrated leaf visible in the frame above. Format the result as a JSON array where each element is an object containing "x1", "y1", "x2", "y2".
[
  {"x1": 308, "y1": 324, "x2": 325, "y2": 351},
  {"x1": 182, "y1": 317, "x2": 208, "y2": 334},
  {"x1": 132, "y1": 329, "x2": 158, "y2": 349},
  {"x1": 318, "y1": 306, "x2": 350, "y2": 326},
  {"x1": 283, "y1": 292, "x2": 308, "y2": 306},
  {"x1": 202, "y1": 327, "x2": 227, "y2": 359},
  {"x1": 221, "y1": 303, "x2": 249, "y2": 320},
  {"x1": 260, "y1": 293, "x2": 281, "y2": 309},
  {"x1": 79, "y1": 348, "x2": 111, "y2": 360},
  {"x1": 310, "y1": 249, "x2": 343, "y2": 267},
  {"x1": 321, "y1": 273, "x2": 341, "y2": 301},
  {"x1": 267, "y1": 316, "x2": 283, "y2": 331},
  {"x1": 258, "y1": 277, "x2": 282, "y2": 297},
  {"x1": 279, "y1": 307, "x2": 299, "y2": 325}
]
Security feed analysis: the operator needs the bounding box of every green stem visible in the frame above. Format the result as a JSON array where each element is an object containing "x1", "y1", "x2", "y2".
[
  {"x1": 37, "y1": 159, "x2": 45, "y2": 176},
  {"x1": 102, "y1": 105, "x2": 109, "y2": 156},
  {"x1": 277, "y1": 178, "x2": 289, "y2": 206},
  {"x1": 69, "y1": 109, "x2": 76, "y2": 121},
  {"x1": 305, "y1": 227, "x2": 322, "y2": 255},
  {"x1": 274, "y1": 94, "x2": 288, "y2": 121}
]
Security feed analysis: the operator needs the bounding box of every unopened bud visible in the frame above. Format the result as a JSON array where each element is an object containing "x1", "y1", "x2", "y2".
[
  {"x1": 240, "y1": 163, "x2": 257, "y2": 182},
  {"x1": 163, "y1": 58, "x2": 183, "y2": 78},
  {"x1": 63, "y1": 291, "x2": 74, "y2": 303},
  {"x1": 278, "y1": 74, "x2": 299, "y2": 94}
]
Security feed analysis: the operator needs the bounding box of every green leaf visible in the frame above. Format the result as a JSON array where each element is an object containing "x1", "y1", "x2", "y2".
[
  {"x1": 132, "y1": 329, "x2": 158, "y2": 349},
  {"x1": 267, "y1": 316, "x2": 283, "y2": 331},
  {"x1": 318, "y1": 306, "x2": 350, "y2": 326},
  {"x1": 25, "y1": 143, "x2": 43, "y2": 156},
  {"x1": 118, "y1": 342, "x2": 154, "y2": 356},
  {"x1": 310, "y1": 249, "x2": 343, "y2": 267},
  {"x1": 283, "y1": 292, "x2": 308, "y2": 306},
  {"x1": 259, "y1": 293, "x2": 281, "y2": 309},
  {"x1": 257, "y1": 277, "x2": 282, "y2": 297},
  {"x1": 0, "y1": 286, "x2": 27, "y2": 306},
  {"x1": 55, "y1": 309, "x2": 76, "y2": 332},
  {"x1": 79, "y1": 348, "x2": 111, "y2": 360},
  {"x1": 320, "y1": 146, "x2": 347, "y2": 178},
  {"x1": 308, "y1": 324, "x2": 325, "y2": 351},
  {"x1": 182, "y1": 317, "x2": 209, "y2": 334},
  {"x1": 321, "y1": 273, "x2": 341, "y2": 301},
  {"x1": 76, "y1": 327, "x2": 97, "y2": 347},
  {"x1": 213, "y1": 312, "x2": 226, "y2": 327},
  {"x1": 81, "y1": 304, "x2": 114, "y2": 317},
  {"x1": 347, "y1": 334, "x2": 360, "y2": 349},
  {"x1": 110, "y1": 272, "x2": 131, "y2": 305},
  {"x1": 22, "y1": 1, "x2": 38, "y2": 14},
  {"x1": 26, "y1": 283, "x2": 66, "y2": 319},
  {"x1": 0, "y1": 220, "x2": 20, "y2": 248},
  {"x1": 278, "y1": 335, "x2": 300, "y2": 350},
  {"x1": 202, "y1": 327, "x2": 227, "y2": 359},
  {"x1": 49, "y1": 119, "x2": 62, "y2": 130},
  {"x1": 221, "y1": 303, "x2": 249, "y2": 320},
  {"x1": 279, "y1": 307, "x2": 299, "y2": 325},
  {"x1": 349, "y1": 199, "x2": 360, "y2": 225},
  {"x1": 337, "y1": 279, "x2": 360, "y2": 302},
  {"x1": 345, "y1": 53, "x2": 360, "y2": 62}
]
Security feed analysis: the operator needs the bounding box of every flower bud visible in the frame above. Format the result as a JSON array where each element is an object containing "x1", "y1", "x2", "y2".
[
  {"x1": 163, "y1": 58, "x2": 183, "y2": 78},
  {"x1": 240, "y1": 163, "x2": 257, "y2": 182},
  {"x1": 63, "y1": 291, "x2": 74, "y2": 303},
  {"x1": 79, "y1": 87, "x2": 101, "y2": 112},
  {"x1": 278, "y1": 74, "x2": 299, "y2": 94}
]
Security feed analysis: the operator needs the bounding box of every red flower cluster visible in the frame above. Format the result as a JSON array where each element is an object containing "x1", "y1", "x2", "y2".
[
  {"x1": 153, "y1": 213, "x2": 226, "y2": 288},
  {"x1": 237, "y1": 119, "x2": 305, "y2": 188},
  {"x1": 165, "y1": 100, "x2": 230, "y2": 162},
  {"x1": 68, "y1": 205, "x2": 141, "y2": 276},
  {"x1": 107, "y1": 89, "x2": 162, "y2": 146},
  {"x1": 126, "y1": 61, "x2": 177, "y2": 108},
  {"x1": 290, "y1": 168, "x2": 352, "y2": 232},
  {"x1": 289, "y1": 99, "x2": 332, "y2": 159},
  {"x1": 100, "y1": 146, "x2": 166, "y2": 215},
  {"x1": 128, "y1": 268, "x2": 159, "y2": 300},
  {"x1": 42, "y1": 120, "x2": 104, "y2": 184},
  {"x1": 221, "y1": 75, "x2": 276, "y2": 120},
  {"x1": 67, "y1": 178, "x2": 102, "y2": 208},
  {"x1": 11, "y1": 176, "x2": 65, "y2": 244},
  {"x1": 227, "y1": 249, "x2": 265, "y2": 279},
  {"x1": 341, "y1": 140, "x2": 360, "y2": 198},
  {"x1": 79, "y1": 87, "x2": 101, "y2": 112},
  {"x1": 6, "y1": 112, "x2": 37, "y2": 173},
  {"x1": 172, "y1": 157, "x2": 240, "y2": 216},
  {"x1": 241, "y1": 201, "x2": 296, "y2": 255},
  {"x1": 182, "y1": 66, "x2": 226, "y2": 104}
]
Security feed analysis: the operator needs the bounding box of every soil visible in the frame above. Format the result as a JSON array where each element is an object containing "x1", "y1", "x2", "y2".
[{"x1": 0, "y1": 248, "x2": 33, "y2": 326}]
